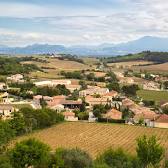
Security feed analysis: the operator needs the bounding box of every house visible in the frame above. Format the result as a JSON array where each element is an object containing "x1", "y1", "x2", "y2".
[
  {"x1": 122, "y1": 98, "x2": 135, "y2": 109},
  {"x1": 85, "y1": 95, "x2": 110, "y2": 106},
  {"x1": 103, "y1": 91, "x2": 118, "y2": 99},
  {"x1": 7, "y1": 74, "x2": 24, "y2": 83},
  {"x1": 63, "y1": 111, "x2": 78, "y2": 121},
  {"x1": 133, "y1": 112, "x2": 158, "y2": 126},
  {"x1": 0, "y1": 82, "x2": 6, "y2": 90},
  {"x1": 103, "y1": 108, "x2": 122, "y2": 120},
  {"x1": 65, "y1": 84, "x2": 81, "y2": 93},
  {"x1": 0, "y1": 92, "x2": 10, "y2": 103},
  {"x1": 34, "y1": 80, "x2": 71, "y2": 87},
  {"x1": 0, "y1": 104, "x2": 15, "y2": 120},
  {"x1": 143, "y1": 82, "x2": 160, "y2": 91},
  {"x1": 79, "y1": 86, "x2": 109, "y2": 97},
  {"x1": 88, "y1": 112, "x2": 97, "y2": 122},
  {"x1": 33, "y1": 95, "x2": 53, "y2": 104},
  {"x1": 50, "y1": 104, "x2": 64, "y2": 112},
  {"x1": 151, "y1": 114, "x2": 168, "y2": 129}
]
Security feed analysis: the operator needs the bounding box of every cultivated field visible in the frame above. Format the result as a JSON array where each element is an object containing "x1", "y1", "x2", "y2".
[
  {"x1": 133, "y1": 62, "x2": 168, "y2": 73},
  {"x1": 137, "y1": 90, "x2": 168, "y2": 103},
  {"x1": 14, "y1": 122, "x2": 168, "y2": 158},
  {"x1": 107, "y1": 61, "x2": 154, "y2": 68}
]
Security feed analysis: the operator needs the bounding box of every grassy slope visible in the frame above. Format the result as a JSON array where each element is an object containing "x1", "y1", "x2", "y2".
[{"x1": 14, "y1": 122, "x2": 168, "y2": 158}]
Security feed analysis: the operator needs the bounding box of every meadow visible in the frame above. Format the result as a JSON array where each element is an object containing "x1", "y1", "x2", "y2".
[{"x1": 14, "y1": 122, "x2": 168, "y2": 158}]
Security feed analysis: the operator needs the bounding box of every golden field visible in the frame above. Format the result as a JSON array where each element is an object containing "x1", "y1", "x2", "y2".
[{"x1": 14, "y1": 122, "x2": 168, "y2": 158}]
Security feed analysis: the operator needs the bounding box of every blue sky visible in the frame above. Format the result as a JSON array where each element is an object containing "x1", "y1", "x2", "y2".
[{"x1": 0, "y1": 0, "x2": 167, "y2": 46}]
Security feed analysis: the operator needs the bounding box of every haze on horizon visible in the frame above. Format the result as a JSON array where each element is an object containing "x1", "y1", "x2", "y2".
[{"x1": 0, "y1": 0, "x2": 168, "y2": 47}]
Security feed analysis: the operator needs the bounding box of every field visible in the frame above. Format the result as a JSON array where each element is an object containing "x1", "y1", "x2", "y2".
[
  {"x1": 107, "y1": 61, "x2": 154, "y2": 68},
  {"x1": 137, "y1": 90, "x2": 168, "y2": 103},
  {"x1": 22, "y1": 57, "x2": 95, "y2": 79},
  {"x1": 133, "y1": 62, "x2": 168, "y2": 73},
  {"x1": 14, "y1": 122, "x2": 168, "y2": 158}
]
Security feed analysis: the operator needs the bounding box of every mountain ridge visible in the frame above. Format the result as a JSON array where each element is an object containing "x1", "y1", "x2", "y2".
[{"x1": 1, "y1": 36, "x2": 168, "y2": 56}]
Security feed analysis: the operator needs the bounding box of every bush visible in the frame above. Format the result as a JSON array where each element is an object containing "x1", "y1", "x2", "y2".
[
  {"x1": 9, "y1": 138, "x2": 50, "y2": 168},
  {"x1": 50, "y1": 148, "x2": 93, "y2": 168}
]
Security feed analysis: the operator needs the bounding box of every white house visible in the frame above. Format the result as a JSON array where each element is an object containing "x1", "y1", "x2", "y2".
[
  {"x1": 63, "y1": 111, "x2": 78, "y2": 121},
  {"x1": 0, "y1": 104, "x2": 15, "y2": 120}
]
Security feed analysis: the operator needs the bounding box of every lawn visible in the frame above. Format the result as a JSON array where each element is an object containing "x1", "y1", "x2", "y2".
[
  {"x1": 137, "y1": 90, "x2": 168, "y2": 103},
  {"x1": 14, "y1": 122, "x2": 168, "y2": 158}
]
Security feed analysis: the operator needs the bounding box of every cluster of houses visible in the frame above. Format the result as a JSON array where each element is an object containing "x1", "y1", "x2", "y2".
[
  {"x1": 122, "y1": 98, "x2": 168, "y2": 128},
  {"x1": 0, "y1": 73, "x2": 168, "y2": 129}
]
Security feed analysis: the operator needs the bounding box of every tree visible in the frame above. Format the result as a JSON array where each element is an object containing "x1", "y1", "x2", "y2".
[
  {"x1": 93, "y1": 104, "x2": 107, "y2": 118},
  {"x1": 95, "y1": 148, "x2": 136, "y2": 168},
  {"x1": 162, "y1": 106, "x2": 168, "y2": 115},
  {"x1": 136, "y1": 135, "x2": 164, "y2": 168},
  {"x1": 9, "y1": 112, "x2": 26, "y2": 135},
  {"x1": 106, "y1": 82, "x2": 120, "y2": 92},
  {"x1": 50, "y1": 148, "x2": 93, "y2": 168},
  {"x1": 10, "y1": 138, "x2": 50, "y2": 168},
  {"x1": 0, "y1": 121, "x2": 15, "y2": 152},
  {"x1": 163, "y1": 81, "x2": 168, "y2": 90},
  {"x1": 122, "y1": 84, "x2": 139, "y2": 96}
]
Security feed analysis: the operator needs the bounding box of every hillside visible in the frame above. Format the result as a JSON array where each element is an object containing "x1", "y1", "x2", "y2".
[
  {"x1": 14, "y1": 122, "x2": 168, "y2": 158},
  {"x1": 104, "y1": 51, "x2": 168, "y2": 64}
]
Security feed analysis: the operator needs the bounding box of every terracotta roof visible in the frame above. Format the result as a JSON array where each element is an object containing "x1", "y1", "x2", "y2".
[
  {"x1": 103, "y1": 91, "x2": 118, "y2": 97},
  {"x1": 134, "y1": 112, "x2": 158, "y2": 120},
  {"x1": 154, "y1": 114, "x2": 168, "y2": 123},
  {"x1": 63, "y1": 112, "x2": 75, "y2": 117},
  {"x1": 103, "y1": 108, "x2": 122, "y2": 120},
  {"x1": 122, "y1": 98, "x2": 135, "y2": 107}
]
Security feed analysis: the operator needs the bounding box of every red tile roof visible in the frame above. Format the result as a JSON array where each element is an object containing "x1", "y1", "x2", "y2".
[{"x1": 154, "y1": 114, "x2": 168, "y2": 123}]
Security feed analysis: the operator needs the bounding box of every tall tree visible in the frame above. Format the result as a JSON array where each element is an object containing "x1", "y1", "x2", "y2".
[{"x1": 136, "y1": 135, "x2": 164, "y2": 168}]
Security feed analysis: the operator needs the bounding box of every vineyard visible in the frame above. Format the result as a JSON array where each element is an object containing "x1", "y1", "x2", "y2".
[{"x1": 15, "y1": 122, "x2": 168, "y2": 158}]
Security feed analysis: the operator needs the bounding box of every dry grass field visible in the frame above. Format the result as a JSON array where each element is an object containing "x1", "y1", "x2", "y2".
[
  {"x1": 22, "y1": 58, "x2": 94, "y2": 79},
  {"x1": 107, "y1": 61, "x2": 154, "y2": 68},
  {"x1": 133, "y1": 62, "x2": 168, "y2": 73},
  {"x1": 14, "y1": 122, "x2": 168, "y2": 158}
]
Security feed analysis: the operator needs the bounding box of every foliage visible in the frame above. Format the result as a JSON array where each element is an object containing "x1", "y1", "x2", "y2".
[
  {"x1": 0, "y1": 57, "x2": 40, "y2": 75},
  {"x1": 122, "y1": 84, "x2": 139, "y2": 96},
  {"x1": 136, "y1": 135, "x2": 164, "y2": 168},
  {"x1": 36, "y1": 84, "x2": 70, "y2": 96},
  {"x1": 0, "y1": 121, "x2": 15, "y2": 152},
  {"x1": 50, "y1": 148, "x2": 93, "y2": 168},
  {"x1": 9, "y1": 138, "x2": 50, "y2": 168},
  {"x1": 162, "y1": 106, "x2": 168, "y2": 115},
  {"x1": 0, "y1": 154, "x2": 12, "y2": 168},
  {"x1": 93, "y1": 104, "x2": 110, "y2": 118},
  {"x1": 95, "y1": 148, "x2": 137, "y2": 168},
  {"x1": 106, "y1": 82, "x2": 120, "y2": 92}
]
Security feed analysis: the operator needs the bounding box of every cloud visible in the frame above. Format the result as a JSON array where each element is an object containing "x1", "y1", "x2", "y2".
[{"x1": 0, "y1": 0, "x2": 168, "y2": 46}]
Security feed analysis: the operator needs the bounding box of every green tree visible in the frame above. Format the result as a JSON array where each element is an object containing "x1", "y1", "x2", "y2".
[
  {"x1": 106, "y1": 82, "x2": 120, "y2": 92},
  {"x1": 50, "y1": 148, "x2": 93, "y2": 168},
  {"x1": 10, "y1": 138, "x2": 50, "y2": 168},
  {"x1": 122, "y1": 84, "x2": 139, "y2": 96},
  {"x1": 136, "y1": 135, "x2": 164, "y2": 168},
  {"x1": 95, "y1": 148, "x2": 136, "y2": 168},
  {"x1": 0, "y1": 121, "x2": 15, "y2": 152},
  {"x1": 9, "y1": 112, "x2": 26, "y2": 135}
]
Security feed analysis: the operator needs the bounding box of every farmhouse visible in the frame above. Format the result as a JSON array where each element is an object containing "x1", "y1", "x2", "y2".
[
  {"x1": 103, "y1": 108, "x2": 122, "y2": 120},
  {"x1": 122, "y1": 98, "x2": 135, "y2": 109},
  {"x1": 63, "y1": 111, "x2": 78, "y2": 121},
  {"x1": 143, "y1": 81, "x2": 160, "y2": 91},
  {"x1": 151, "y1": 114, "x2": 168, "y2": 129},
  {"x1": 85, "y1": 95, "x2": 110, "y2": 106},
  {"x1": 0, "y1": 104, "x2": 15, "y2": 120},
  {"x1": 103, "y1": 90, "x2": 118, "y2": 99},
  {"x1": 34, "y1": 80, "x2": 72, "y2": 87},
  {"x1": 79, "y1": 86, "x2": 109, "y2": 97},
  {"x1": 65, "y1": 84, "x2": 81, "y2": 93},
  {"x1": 7, "y1": 74, "x2": 24, "y2": 83},
  {"x1": 0, "y1": 82, "x2": 6, "y2": 90}
]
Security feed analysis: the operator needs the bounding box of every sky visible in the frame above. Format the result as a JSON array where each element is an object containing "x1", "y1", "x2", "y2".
[{"x1": 0, "y1": 0, "x2": 168, "y2": 46}]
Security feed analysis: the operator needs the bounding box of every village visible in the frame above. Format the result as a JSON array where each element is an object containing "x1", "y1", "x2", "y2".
[{"x1": 1, "y1": 67, "x2": 168, "y2": 129}]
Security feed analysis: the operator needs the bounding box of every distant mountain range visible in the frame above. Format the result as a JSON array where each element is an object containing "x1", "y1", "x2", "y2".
[{"x1": 1, "y1": 36, "x2": 168, "y2": 56}]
